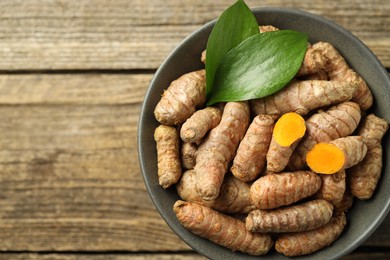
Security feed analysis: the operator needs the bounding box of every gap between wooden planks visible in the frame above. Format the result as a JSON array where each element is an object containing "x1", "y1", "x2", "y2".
[
  {"x1": 0, "y1": 72, "x2": 389, "y2": 253},
  {"x1": 0, "y1": 0, "x2": 388, "y2": 256},
  {"x1": 0, "y1": 0, "x2": 388, "y2": 70},
  {"x1": 0, "y1": 73, "x2": 192, "y2": 251}
]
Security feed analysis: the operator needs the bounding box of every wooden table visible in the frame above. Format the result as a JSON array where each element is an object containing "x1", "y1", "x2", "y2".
[{"x1": 0, "y1": 0, "x2": 388, "y2": 259}]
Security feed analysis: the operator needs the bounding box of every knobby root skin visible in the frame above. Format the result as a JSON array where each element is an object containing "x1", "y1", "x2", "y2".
[
  {"x1": 250, "y1": 171, "x2": 322, "y2": 209},
  {"x1": 173, "y1": 200, "x2": 273, "y2": 256},
  {"x1": 176, "y1": 170, "x2": 215, "y2": 209},
  {"x1": 349, "y1": 144, "x2": 383, "y2": 200},
  {"x1": 259, "y1": 25, "x2": 279, "y2": 33},
  {"x1": 332, "y1": 189, "x2": 354, "y2": 213},
  {"x1": 275, "y1": 211, "x2": 347, "y2": 257},
  {"x1": 181, "y1": 142, "x2": 197, "y2": 170},
  {"x1": 301, "y1": 70, "x2": 328, "y2": 81},
  {"x1": 330, "y1": 136, "x2": 368, "y2": 169},
  {"x1": 154, "y1": 69, "x2": 206, "y2": 125},
  {"x1": 195, "y1": 101, "x2": 250, "y2": 201},
  {"x1": 267, "y1": 141, "x2": 298, "y2": 173},
  {"x1": 357, "y1": 114, "x2": 389, "y2": 148},
  {"x1": 246, "y1": 199, "x2": 333, "y2": 233},
  {"x1": 348, "y1": 114, "x2": 388, "y2": 200},
  {"x1": 201, "y1": 50, "x2": 206, "y2": 64},
  {"x1": 176, "y1": 170, "x2": 255, "y2": 214},
  {"x1": 154, "y1": 125, "x2": 181, "y2": 189},
  {"x1": 298, "y1": 42, "x2": 373, "y2": 110},
  {"x1": 288, "y1": 101, "x2": 361, "y2": 170},
  {"x1": 231, "y1": 114, "x2": 274, "y2": 182},
  {"x1": 215, "y1": 175, "x2": 256, "y2": 213},
  {"x1": 315, "y1": 170, "x2": 346, "y2": 203},
  {"x1": 250, "y1": 80, "x2": 357, "y2": 119},
  {"x1": 266, "y1": 112, "x2": 306, "y2": 172},
  {"x1": 180, "y1": 107, "x2": 222, "y2": 143},
  {"x1": 306, "y1": 136, "x2": 367, "y2": 174}
]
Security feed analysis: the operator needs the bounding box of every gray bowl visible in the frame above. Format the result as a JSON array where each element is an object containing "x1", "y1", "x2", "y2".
[{"x1": 138, "y1": 7, "x2": 390, "y2": 259}]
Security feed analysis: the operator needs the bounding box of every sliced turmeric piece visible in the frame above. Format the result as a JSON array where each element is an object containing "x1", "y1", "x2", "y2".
[
  {"x1": 306, "y1": 143, "x2": 345, "y2": 174},
  {"x1": 288, "y1": 101, "x2": 361, "y2": 171},
  {"x1": 272, "y1": 112, "x2": 306, "y2": 146},
  {"x1": 306, "y1": 136, "x2": 367, "y2": 174},
  {"x1": 266, "y1": 112, "x2": 306, "y2": 172}
]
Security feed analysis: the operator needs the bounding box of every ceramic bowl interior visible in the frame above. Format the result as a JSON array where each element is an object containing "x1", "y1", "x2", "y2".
[{"x1": 138, "y1": 7, "x2": 390, "y2": 259}]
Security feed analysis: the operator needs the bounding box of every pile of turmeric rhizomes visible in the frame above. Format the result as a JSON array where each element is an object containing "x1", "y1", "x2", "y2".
[{"x1": 153, "y1": 25, "x2": 389, "y2": 257}]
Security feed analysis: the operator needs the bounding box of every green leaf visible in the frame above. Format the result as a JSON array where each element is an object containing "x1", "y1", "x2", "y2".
[
  {"x1": 205, "y1": 0, "x2": 259, "y2": 97},
  {"x1": 207, "y1": 30, "x2": 308, "y2": 106}
]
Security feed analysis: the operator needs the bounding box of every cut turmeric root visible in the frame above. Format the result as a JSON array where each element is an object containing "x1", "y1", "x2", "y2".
[
  {"x1": 153, "y1": 22, "x2": 382, "y2": 257},
  {"x1": 306, "y1": 136, "x2": 367, "y2": 174},
  {"x1": 288, "y1": 101, "x2": 361, "y2": 171},
  {"x1": 173, "y1": 200, "x2": 273, "y2": 256},
  {"x1": 266, "y1": 112, "x2": 306, "y2": 172}
]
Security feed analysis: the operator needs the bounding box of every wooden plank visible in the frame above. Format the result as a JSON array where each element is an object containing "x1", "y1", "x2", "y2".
[
  {"x1": 0, "y1": 251, "x2": 390, "y2": 260},
  {"x1": 0, "y1": 104, "x2": 188, "y2": 251},
  {"x1": 0, "y1": 74, "x2": 152, "y2": 105},
  {"x1": 0, "y1": 72, "x2": 388, "y2": 251},
  {"x1": 0, "y1": 253, "x2": 206, "y2": 260},
  {"x1": 342, "y1": 251, "x2": 390, "y2": 260},
  {"x1": 0, "y1": 0, "x2": 388, "y2": 70}
]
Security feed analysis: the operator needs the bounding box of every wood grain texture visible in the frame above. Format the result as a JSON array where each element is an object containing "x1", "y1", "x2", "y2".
[
  {"x1": 0, "y1": 0, "x2": 388, "y2": 70},
  {"x1": 0, "y1": 0, "x2": 389, "y2": 257},
  {"x1": 0, "y1": 74, "x2": 152, "y2": 105},
  {"x1": 0, "y1": 72, "x2": 388, "y2": 253},
  {"x1": 0, "y1": 253, "x2": 206, "y2": 260},
  {"x1": 0, "y1": 102, "x2": 188, "y2": 251},
  {"x1": 0, "y1": 251, "x2": 390, "y2": 260}
]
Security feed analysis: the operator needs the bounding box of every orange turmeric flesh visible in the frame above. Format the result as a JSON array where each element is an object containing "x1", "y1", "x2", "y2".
[
  {"x1": 306, "y1": 143, "x2": 345, "y2": 174},
  {"x1": 273, "y1": 112, "x2": 306, "y2": 146}
]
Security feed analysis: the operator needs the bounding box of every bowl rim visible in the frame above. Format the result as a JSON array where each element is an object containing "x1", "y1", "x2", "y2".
[{"x1": 138, "y1": 6, "x2": 390, "y2": 259}]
